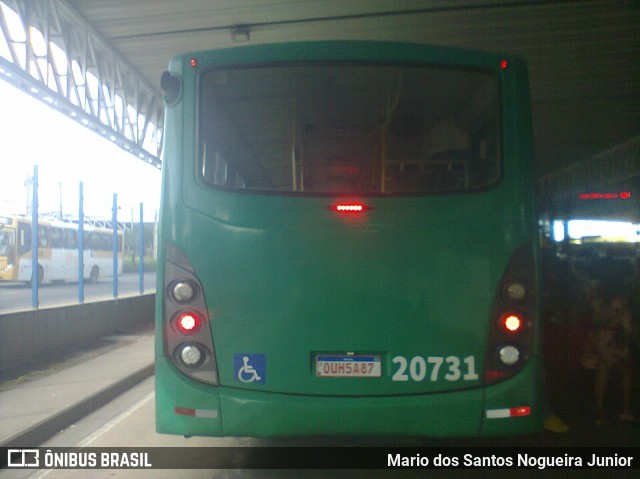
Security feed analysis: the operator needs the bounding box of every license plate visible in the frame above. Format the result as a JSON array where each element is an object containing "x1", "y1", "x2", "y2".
[{"x1": 316, "y1": 355, "x2": 381, "y2": 377}]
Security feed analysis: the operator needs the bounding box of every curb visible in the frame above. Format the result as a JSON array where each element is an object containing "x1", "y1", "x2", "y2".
[{"x1": 0, "y1": 364, "x2": 154, "y2": 448}]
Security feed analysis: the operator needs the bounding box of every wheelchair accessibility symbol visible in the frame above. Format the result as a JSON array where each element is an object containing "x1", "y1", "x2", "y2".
[{"x1": 234, "y1": 354, "x2": 266, "y2": 383}]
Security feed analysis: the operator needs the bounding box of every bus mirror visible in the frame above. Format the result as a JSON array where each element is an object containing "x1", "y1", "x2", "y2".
[{"x1": 161, "y1": 71, "x2": 182, "y2": 105}]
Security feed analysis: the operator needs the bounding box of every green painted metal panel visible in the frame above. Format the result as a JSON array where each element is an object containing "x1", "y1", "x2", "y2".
[{"x1": 156, "y1": 41, "x2": 540, "y2": 437}]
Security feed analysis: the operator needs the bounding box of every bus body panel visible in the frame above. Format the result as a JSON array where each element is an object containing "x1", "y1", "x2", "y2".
[
  {"x1": 175, "y1": 189, "x2": 525, "y2": 397},
  {"x1": 156, "y1": 356, "x2": 541, "y2": 437},
  {"x1": 0, "y1": 223, "x2": 19, "y2": 281},
  {"x1": 156, "y1": 41, "x2": 541, "y2": 437},
  {"x1": 15, "y1": 251, "x2": 122, "y2": 282}
]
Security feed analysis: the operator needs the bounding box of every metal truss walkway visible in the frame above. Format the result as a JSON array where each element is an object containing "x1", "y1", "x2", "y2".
[
  {"x1": 0, "y1": 0, "x2": 162, "y2": 167},
  {"x1": 538, "y1": 136, "x2": 640, "y2": 220},
  {"x1": 539, "y1": 136, "x2": 640, "y2": 201}
]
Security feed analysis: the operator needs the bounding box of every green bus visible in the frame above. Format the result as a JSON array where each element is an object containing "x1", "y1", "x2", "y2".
[{"x1": 155, "y1": 41, "x2": 541, "y2": 438}]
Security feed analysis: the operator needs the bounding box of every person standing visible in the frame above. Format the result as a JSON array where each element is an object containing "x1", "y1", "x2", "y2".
[{"x1": 594, "y1": 294, "x2": 636, "y2": 424}]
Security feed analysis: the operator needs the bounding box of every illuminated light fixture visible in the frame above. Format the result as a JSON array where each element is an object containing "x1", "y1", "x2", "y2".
[
  {"x1": 190, "y1": 58, "x2": 198, "y2": 69},
  {"x1": 500, "y1": 60, "x2": 508, "y2": 70},
  {"x1": 579, "y1": 191, "x2": 632, "y2": 200},
  {"x1": 500, "y1": 313, "x2": 523, "y2": 333},
  {"x1": 330, "y1": 203, "x2": 368, "y2": 213},
  {"x1": 231, "y1": 25, "x2": 251, "y2": 42},
  {"x1": 510, "y1": 406, "x2": 531, "y2": 416},
  {"x1": 486, "y1": 406, "x2": 531, "y2": 419},
  {"x1": 176, "y1": 311, "x2": 201, "y2": 334}
]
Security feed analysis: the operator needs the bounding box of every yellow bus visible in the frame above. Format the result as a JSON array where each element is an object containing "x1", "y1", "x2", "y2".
[{"x1": 0, "y1": 216, "x2": 123, "y2": 284}]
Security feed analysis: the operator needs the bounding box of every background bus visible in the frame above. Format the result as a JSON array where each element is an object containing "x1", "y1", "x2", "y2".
[
  {"x1": 0, "y1": 215, "x2": 123, "y2": 284},
  {"x1": 156, "y1": 41, "x2": 540, "y2": 438}
]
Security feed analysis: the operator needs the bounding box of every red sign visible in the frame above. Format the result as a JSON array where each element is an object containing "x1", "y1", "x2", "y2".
[{"x1": 578, "y1": 192, "x2": 632, "y2": 200}]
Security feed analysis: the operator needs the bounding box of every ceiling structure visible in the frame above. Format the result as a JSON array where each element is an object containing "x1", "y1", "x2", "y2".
[
  {"x1": 66, "y1": 0, "x2": 640, "y2": 220},
  {"x1": 6, "y1": 0, "x2": 640, "y2": 219}
]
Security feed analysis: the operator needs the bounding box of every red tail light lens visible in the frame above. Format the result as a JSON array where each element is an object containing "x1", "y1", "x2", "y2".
[
  {"x1": 177, "y1": 312, "x2": 201, "y2": 334},
  {"x1": 510, "y1": 406, "x2": 531, "y2": 417},
  {"x1": 331, "y1": 203, "x2": 367, "y2": 213},
  {"x1": 501, "y1": 313, "x2": 523, "y2": 333}
]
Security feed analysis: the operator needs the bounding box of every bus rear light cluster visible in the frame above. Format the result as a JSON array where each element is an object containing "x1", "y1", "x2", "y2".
[
  {"x1": 164, "y1": 243, "x2": 219, "y2": 385},
  {"x1": 484, "y1": 245, "x2": 535, "y2": 384}
]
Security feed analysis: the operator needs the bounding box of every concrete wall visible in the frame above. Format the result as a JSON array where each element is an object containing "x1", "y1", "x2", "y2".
[{"x1": 0, "y1": 294, "x2": 154, "y2": 375}]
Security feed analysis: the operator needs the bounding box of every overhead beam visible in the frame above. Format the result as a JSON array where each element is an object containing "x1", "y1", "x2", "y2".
[
  {"x1": 538, "y1": 136, "x2": 640, "y2": 202},
  {"x1": 0, "y1": 0, "x2": 163, "y2": 168},
  {"x1": 538, "y1": 136, "x2": 640, "y2": 222}
]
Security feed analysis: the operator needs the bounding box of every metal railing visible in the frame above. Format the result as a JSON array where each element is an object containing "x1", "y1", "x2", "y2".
[{"x1": 0, "y1": 164, "x2": 156, "y2": 312}]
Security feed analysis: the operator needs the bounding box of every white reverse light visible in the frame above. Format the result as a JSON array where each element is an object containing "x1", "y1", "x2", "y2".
[
  {"x1": 504, "y1": 282, "x2": 526, "y2": 300},
  {"x1": 499, "y1": 345, "x2": 520, "y2": 366},
  {"x1": 180, "y1": 344, "x2": 203, "y2": 367},
  {"x1": 172, "y1": 281, "x2": 194, "y2": 303}
]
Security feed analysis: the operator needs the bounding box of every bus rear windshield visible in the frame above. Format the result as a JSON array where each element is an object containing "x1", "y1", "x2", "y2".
[{"x1": 199, "y1": 63, "x2": 500, "y2": 195}]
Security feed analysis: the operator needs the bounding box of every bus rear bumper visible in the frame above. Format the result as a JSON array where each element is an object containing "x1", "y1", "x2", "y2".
[{"x1": 156, "y1": 357, "x2": 542, "y2": 438}]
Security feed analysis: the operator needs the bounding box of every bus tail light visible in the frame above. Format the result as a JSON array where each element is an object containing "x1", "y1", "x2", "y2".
[
  {"x1": 176, "y1": 311, "x2": 202, "y2": 334},
  {"x1": 329, "y1": 202, "x2": 368, "y2": 213},
  {"x1": 164, "y1": 243, "x2": 218, "y2": 385},
  {"x1": 486, "y1": 406, "x2": 531, "y2": 419},
  {"x1": 484, "y1": 244, "x2": 535, "y2": 385},
  {"x1": 500, "y1": 313, "x2": 523, "y2": 333}
]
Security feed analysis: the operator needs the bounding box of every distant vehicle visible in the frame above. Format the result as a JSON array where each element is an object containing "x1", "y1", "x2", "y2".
[
  {"x1": 0, "y1": 215, "x2": 123, "y2": 284},
  {"x1": 156, "y1": 41, "x2": 541, "y2": 438}
]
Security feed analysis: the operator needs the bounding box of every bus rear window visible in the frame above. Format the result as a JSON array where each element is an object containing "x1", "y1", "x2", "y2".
[{"x1": 199, "y1": 63, "x2": 500, "y2": 195}]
